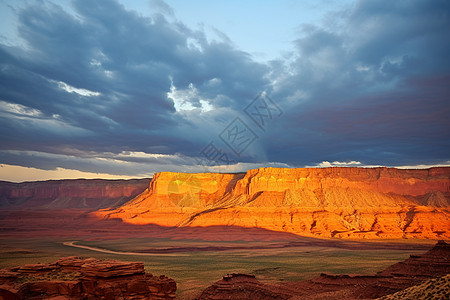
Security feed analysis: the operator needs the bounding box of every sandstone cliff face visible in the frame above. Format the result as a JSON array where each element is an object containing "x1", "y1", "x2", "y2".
[
  {"x1": 97, "y1": 167, "x2": 450, "y2": 239},
  {"x1": 0, "y1": 179, "x2": 150, "y2": 209}
]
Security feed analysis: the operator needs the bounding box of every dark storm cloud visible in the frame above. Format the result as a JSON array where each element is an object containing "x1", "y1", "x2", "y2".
[
  {"x1": 0, "y1": 0, "x2": 269, "y2": 174},
  {"x1": 0, "y1": 0, "x2": 449, "y2": 176},
  {"x1": 267, "y1": 0, "x2": 450, "y2": 166}
]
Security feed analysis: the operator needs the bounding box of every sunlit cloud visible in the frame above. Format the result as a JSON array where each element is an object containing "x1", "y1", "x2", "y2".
[
  {"x1": 0, "y1": 164, "x2": 139, "y2": 183},
  {"x1": 167, "y1": 78, "x2": 214, "y2": 113},
  {"x1": 305, "y1": 161, "x2": 450, "y2": 169},
  {"x1": 0, "y1": 100, "x2": 89, "y2": 135},
  {"x1": 54, "y1": 80, "x2": 101, "y2": 97},
  {"x1": 0, "y1": 100, "x2": 42, "y2": 117},
  {"x1": 315, "y1": 161, "x2": 363, "y2": 168},
  {"x1": 116, "y1": 151, "x2": 180, "y2": 160}
]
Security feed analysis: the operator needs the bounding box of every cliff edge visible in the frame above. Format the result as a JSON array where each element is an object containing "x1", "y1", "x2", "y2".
[{"x1": 96, "y1": 167, "x2": 450, "y2": 239}]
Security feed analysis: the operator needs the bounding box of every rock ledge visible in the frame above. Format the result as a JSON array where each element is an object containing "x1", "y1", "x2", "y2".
[{"x1": 0, "y1": 256, "x2": 176, "y2": 299}]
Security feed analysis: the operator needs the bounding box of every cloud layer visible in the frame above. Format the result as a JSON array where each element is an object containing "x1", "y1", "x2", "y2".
[{"x1": 0, "y1": 0, "x2": 449, "y2": 179}]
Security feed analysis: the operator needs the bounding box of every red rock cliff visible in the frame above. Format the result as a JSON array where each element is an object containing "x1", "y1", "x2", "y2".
[
  {"x1": 96, "y1": 167, "x2": 450, "y2": 239},
  {"x1": 0, "y1": 178, "x2": 150, "y2": 209}
]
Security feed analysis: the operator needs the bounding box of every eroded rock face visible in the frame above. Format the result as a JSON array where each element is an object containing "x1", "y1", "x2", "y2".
[
  {"x1": 97, "y1": 167, "x2": 450, "y2": 239},
  {"x1": 0, "y1": 178, "x2": 150, "y2": 209},
  {"x1": 351, "y1": 240, "x2": 450, "y2": 299},
  {"x1": 199, "y1": 273, "x2": 292, "y2": 300},
  {"x1": 376, "y1": 274, "x2": 450, "y2": 300},
  {"x1": 199, "y1": 241, "x2": 450, "y2": 300},
  {"x1": 0, "y1": 256, "x2": 176, "y2": 300}
]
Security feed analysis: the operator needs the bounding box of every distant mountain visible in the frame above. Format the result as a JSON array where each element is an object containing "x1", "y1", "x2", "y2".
[
  {"x1": 0, "y1": 178, "x2": 150, "y2": 210},
  {"x1": 96, "y1": 167, "x2": 450, "y2": 239}
]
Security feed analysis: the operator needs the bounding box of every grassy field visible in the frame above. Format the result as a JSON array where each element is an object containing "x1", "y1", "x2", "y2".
[{"x1": 0, "y1": 237, "x2": 427, "y2": 299}]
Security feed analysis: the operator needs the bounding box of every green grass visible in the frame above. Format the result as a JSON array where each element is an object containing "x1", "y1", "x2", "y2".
[{"x1": 0, "y1": 238, "x2": 426, "y2": 299}]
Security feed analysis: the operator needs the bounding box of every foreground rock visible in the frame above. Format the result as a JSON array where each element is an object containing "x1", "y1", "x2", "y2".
[
  {"x1": 98, "y1": 167, "x2": 450, "y2": 239},
  {"x1": 376, "y1": 274, "x2": 450, "y2": 300},
  {"x1": 198, "y1": 240, "x2": 450, "y2": 300},
  {"x1": 0, "y1": 256, "x2": 176, "y2": 299},
  {"x1": 199, "y1": 273, "x2": 292, "y2": 300}
]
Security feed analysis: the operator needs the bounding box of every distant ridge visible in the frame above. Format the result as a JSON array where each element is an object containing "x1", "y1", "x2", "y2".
[{"x1": 0, "y1": 178, "x2": 151, "y2": 209}]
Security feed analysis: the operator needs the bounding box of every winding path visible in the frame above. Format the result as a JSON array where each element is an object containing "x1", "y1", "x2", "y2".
[{"x1": 62, "y1": 241, "x2": 186, "y2": 256}]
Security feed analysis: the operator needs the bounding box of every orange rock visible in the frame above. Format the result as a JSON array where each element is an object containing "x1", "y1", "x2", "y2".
[{"x1": 96, "y1": 167, "x2": 450, "y2": 239}]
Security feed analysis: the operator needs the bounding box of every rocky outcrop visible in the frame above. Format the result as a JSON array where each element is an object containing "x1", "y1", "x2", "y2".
[
  {"x1": 376, "y1": 274, "x2": 450, "y2": 300},
  {"x1": 199, "y1": 273, "x2": 292, "y2": 300},
  {"x1": 198, "y1": 240, "x2": 450, "y2": 300},
  {"x1": 0, "y1": 256, "x2": 176, "y2": 299},
  {"x1": 97, "y1": 167, "x2": 450, "y2": 239},
  {"x1": 0, "y1": 178, "x2": 150, "y2": 209},
  {"x1": 350, "y1": 239, "x2": 450, "y2": 298},
  {"x1": 377, "y1": 239, "x2": 450, "y2": 278}
]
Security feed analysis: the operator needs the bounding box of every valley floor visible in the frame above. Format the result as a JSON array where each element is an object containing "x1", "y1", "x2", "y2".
[{"x1": 0, "y1": 209, "x2": 439, "y2": 298}]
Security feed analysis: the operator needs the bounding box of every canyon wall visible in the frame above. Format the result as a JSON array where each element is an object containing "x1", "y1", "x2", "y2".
[
  {"x1": 97, "y1": 167, "x2": 450, "y2": 239},
  {"x1": 0, "y1": 178, "x2": 150, "y2": 209}
]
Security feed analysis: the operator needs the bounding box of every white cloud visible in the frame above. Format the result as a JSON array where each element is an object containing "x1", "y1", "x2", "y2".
[
  {"x1": 54, "y1": 80, "x2": 101, "y2": 97},
  {"x1": 0, "y1": 164, "x2": 139, "y2": 183},
  {"x1": 90, "y1": 59, "x2": 102, "y2": 67},
  {"x1": 395, "y1": 162, "x2": 450, "y2": 169},
  {"x1": 167, "y1": 78, "x2": 214, "y2": 113},
  {"x1": 186, "y1": 37, "x2": 203, "y2": 52},
  {"x1": 306, "y1": 160, "x2": 371, "y2": 168},
  {"x1": 116, "y1": 151, "x2": 180, "y2": 160},
  {"x1": 306, "y1": 160, "x2": 450, "y2": 169},
  {"x1": 0, "y1": 100, "x2": 42, "y2": 117},
  {"x1": 207, "y1": 77, "x2": 221, "y2": 86},
  {"x1": 103, "y1": 70, "x2": 114, "y2": 78},
  {"x1": 356, "y1": 64, "x2": 370, "y2": 72},
  {"x1": 0, "y1": 100, "x2": 89, "y2": 135}
]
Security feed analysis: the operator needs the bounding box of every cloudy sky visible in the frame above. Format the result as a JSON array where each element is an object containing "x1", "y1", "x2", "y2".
[{"x1": 0, "y1": 0, "x2": 449, "y2": 182}]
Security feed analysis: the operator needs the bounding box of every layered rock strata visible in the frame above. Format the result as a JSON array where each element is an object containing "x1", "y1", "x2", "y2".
[
  {"x1": 97, "y1": 167, "x2": 450, "y2": 239},
  {"x1": 0, "y1": 256, "x2": 176, "y2": 299},
  {"x1": 199, "y1": 273, "x2": 292, "y2": 300},
  {"x1": 0, "y1": 178, "x2": 150, "y2": 209}
]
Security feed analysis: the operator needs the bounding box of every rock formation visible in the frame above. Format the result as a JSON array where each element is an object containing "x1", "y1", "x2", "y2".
[
  {"x1": 0, "y1": 178, "x2": 150, "y2": 209},
  {"x1": 97, "y1": 167, "x2": 450, "y2": 239},
  {"x1": 376, "y1": 274, "x2": 449, "y2": 300},
  {"x1": 0, "y1": 256, "x2": 176, "y2": 299},
  {"x1": 198, "y1": 240, "x2": 450, "y2": 299},
  {"x1": 199, "y1": 273, "x2": 292, "y2": 300}
]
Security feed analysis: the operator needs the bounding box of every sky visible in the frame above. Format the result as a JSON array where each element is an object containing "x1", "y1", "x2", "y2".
[{"x1": 0, "y1": 0, "x2": 449, "y2": 182}]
